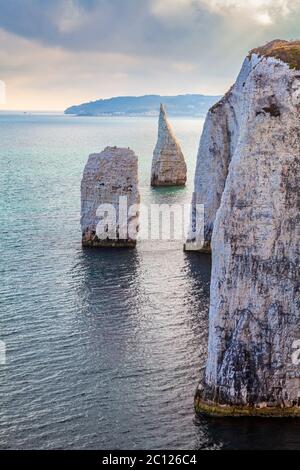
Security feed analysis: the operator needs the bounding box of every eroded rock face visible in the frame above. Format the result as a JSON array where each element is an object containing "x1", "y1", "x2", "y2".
[
  {"x1": 186, "y1": 40, "x2": 300, "y2": 253},
  {"x1": 81, "y1": 146, "x2": 140, "y2": 247},
  {"x1": 185, "y1": 60, "x2": 253, "y2": 252},
  {"x1": 195, "y1": 40, "x2": 300, "y2": 416},
  {"x1": 151, "y1": 104, "x2": 187, "y2": 186}
]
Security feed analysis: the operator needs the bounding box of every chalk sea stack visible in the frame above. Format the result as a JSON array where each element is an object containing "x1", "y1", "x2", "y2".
[
  {"x1": 194, "y1": 40, "x2": 300, "y2": 416},
  {"x1": 151, "y1": 104, "x2": 187, "y2": 186},
  {"x1": 81, "y1": 146, "x2": 140, "y2": 247}
]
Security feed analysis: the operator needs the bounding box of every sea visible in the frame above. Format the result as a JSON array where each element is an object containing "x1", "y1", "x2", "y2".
[{"x1": 1, "y1": 112, "x2": 300, "y2": 450}]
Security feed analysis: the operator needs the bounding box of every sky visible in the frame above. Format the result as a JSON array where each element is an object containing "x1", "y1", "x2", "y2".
[{"x1": 0, "y1": 0, "x2": 299, "y2": 110}]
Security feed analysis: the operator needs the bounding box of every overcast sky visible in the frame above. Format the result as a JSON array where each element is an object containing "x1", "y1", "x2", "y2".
[{"x1": 0, "y1": 0, "x2": 299, "y2": 110}]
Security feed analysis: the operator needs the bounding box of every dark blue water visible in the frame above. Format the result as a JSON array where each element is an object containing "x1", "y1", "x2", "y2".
[{"x1": 1, "y1": 113, "x2": 300, "y2": 450}]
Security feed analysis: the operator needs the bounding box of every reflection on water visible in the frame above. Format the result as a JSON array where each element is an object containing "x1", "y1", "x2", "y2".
[
  {"x1": 195, "y1": 416, "x2": 300, "y2": 450},
  {"x1": 1, "y1": 114, "x2": 300, "y2": 450}
]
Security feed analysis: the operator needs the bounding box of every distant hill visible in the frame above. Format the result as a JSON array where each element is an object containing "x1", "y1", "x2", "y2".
[{"x1": 64, "y1": 94, "x2": 221, "y2": 117}]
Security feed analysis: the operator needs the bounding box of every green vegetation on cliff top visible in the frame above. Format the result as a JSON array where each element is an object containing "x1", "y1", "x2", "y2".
[{"x1": 251, "y1": 39, "x2": 300, "y2": 70}]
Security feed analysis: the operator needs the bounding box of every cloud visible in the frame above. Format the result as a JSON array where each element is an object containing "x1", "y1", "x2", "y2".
[
  {"x1": 0, "y1": 27, "x2": 219, "y2": 110},
  {"x1": 0, "y1": 0, "x2": 298, "y2": 55},
  {"x1": 200, "y1": 0, "x2": 294, "y2": 24},
  {"x1": 151, "y1": 0, "x2": 192, "y2": 17},
  {"x1": 151, "y1": 0, "x2": 294, "y2": 23},
  {"x1": 0, "y1": 0, "x2": 299, "y2": 109},
  {"x1": 57, "y1": 0, "x2": 90, "y2": 33}
]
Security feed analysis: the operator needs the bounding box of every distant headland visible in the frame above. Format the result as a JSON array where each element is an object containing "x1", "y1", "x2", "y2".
[{"x1": 64, "y1": 94, "x2": 221, "y2": 117}]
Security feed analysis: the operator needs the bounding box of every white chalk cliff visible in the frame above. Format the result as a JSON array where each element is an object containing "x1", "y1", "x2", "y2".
[
  {"x1": 194, "y1": 40, "x2": 300, "y2": 415},
  {"x1": 151, "y1": 104, "x2": 187, "y2": 186},
  {"x1": 81, "y1": 146, "x2": 140, "y2": 247}
]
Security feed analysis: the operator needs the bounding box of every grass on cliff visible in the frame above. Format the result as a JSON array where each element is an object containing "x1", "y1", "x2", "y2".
[{"x1": 251, "y1": 39, "x2": 300, "y2": 70}]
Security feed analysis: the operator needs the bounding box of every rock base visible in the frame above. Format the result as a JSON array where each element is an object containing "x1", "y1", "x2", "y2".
[
  {"x1": 184, "y1": 240, "x2": 211, "y2": 253},
  {"x1": 82, "y1": 233, "x2": 136, "y2": 248},
  {"x1": 151, "y1": 178, "x2": 186, "y2": 187},
  {"x1": 194, "y1": 384, "x2": 300, "y2": 417}
]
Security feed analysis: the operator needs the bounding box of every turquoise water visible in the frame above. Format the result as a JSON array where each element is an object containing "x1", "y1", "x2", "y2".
[{"x1": 1, "y1": 113, "x2": 300, "y2": 450}]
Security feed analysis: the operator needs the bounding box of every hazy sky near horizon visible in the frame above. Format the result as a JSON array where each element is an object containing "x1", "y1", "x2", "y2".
[{"x1": 0, "y1": 0, "x2": 299, "y2": 110}]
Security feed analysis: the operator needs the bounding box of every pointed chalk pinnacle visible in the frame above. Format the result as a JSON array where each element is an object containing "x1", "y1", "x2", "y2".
[{"x1": 151, "y1": 105, "x2": 187, "y2": 187}]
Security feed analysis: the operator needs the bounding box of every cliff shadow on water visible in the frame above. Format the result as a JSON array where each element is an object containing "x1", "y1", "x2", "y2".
[
  {"x1": 194, "y1": 415, "x2": 300, "y2": 450},
  {"x1": 182, "y1": 253, "x2": 300, "y2": 449},
  {"x1": 183, "y1": 250, "x2": 211, "y2": 356}
]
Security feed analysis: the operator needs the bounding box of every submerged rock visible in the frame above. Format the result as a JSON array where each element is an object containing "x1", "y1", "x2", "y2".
[
  {"x1": 151, "y1": 104, "x2": 187, "y2": 186},
  {"x1": 194, "y1": 40, "x2": 300, "y2": 416},
  {"x1": 81, "y1": 146, "x2": 140, "y2": 247}
]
